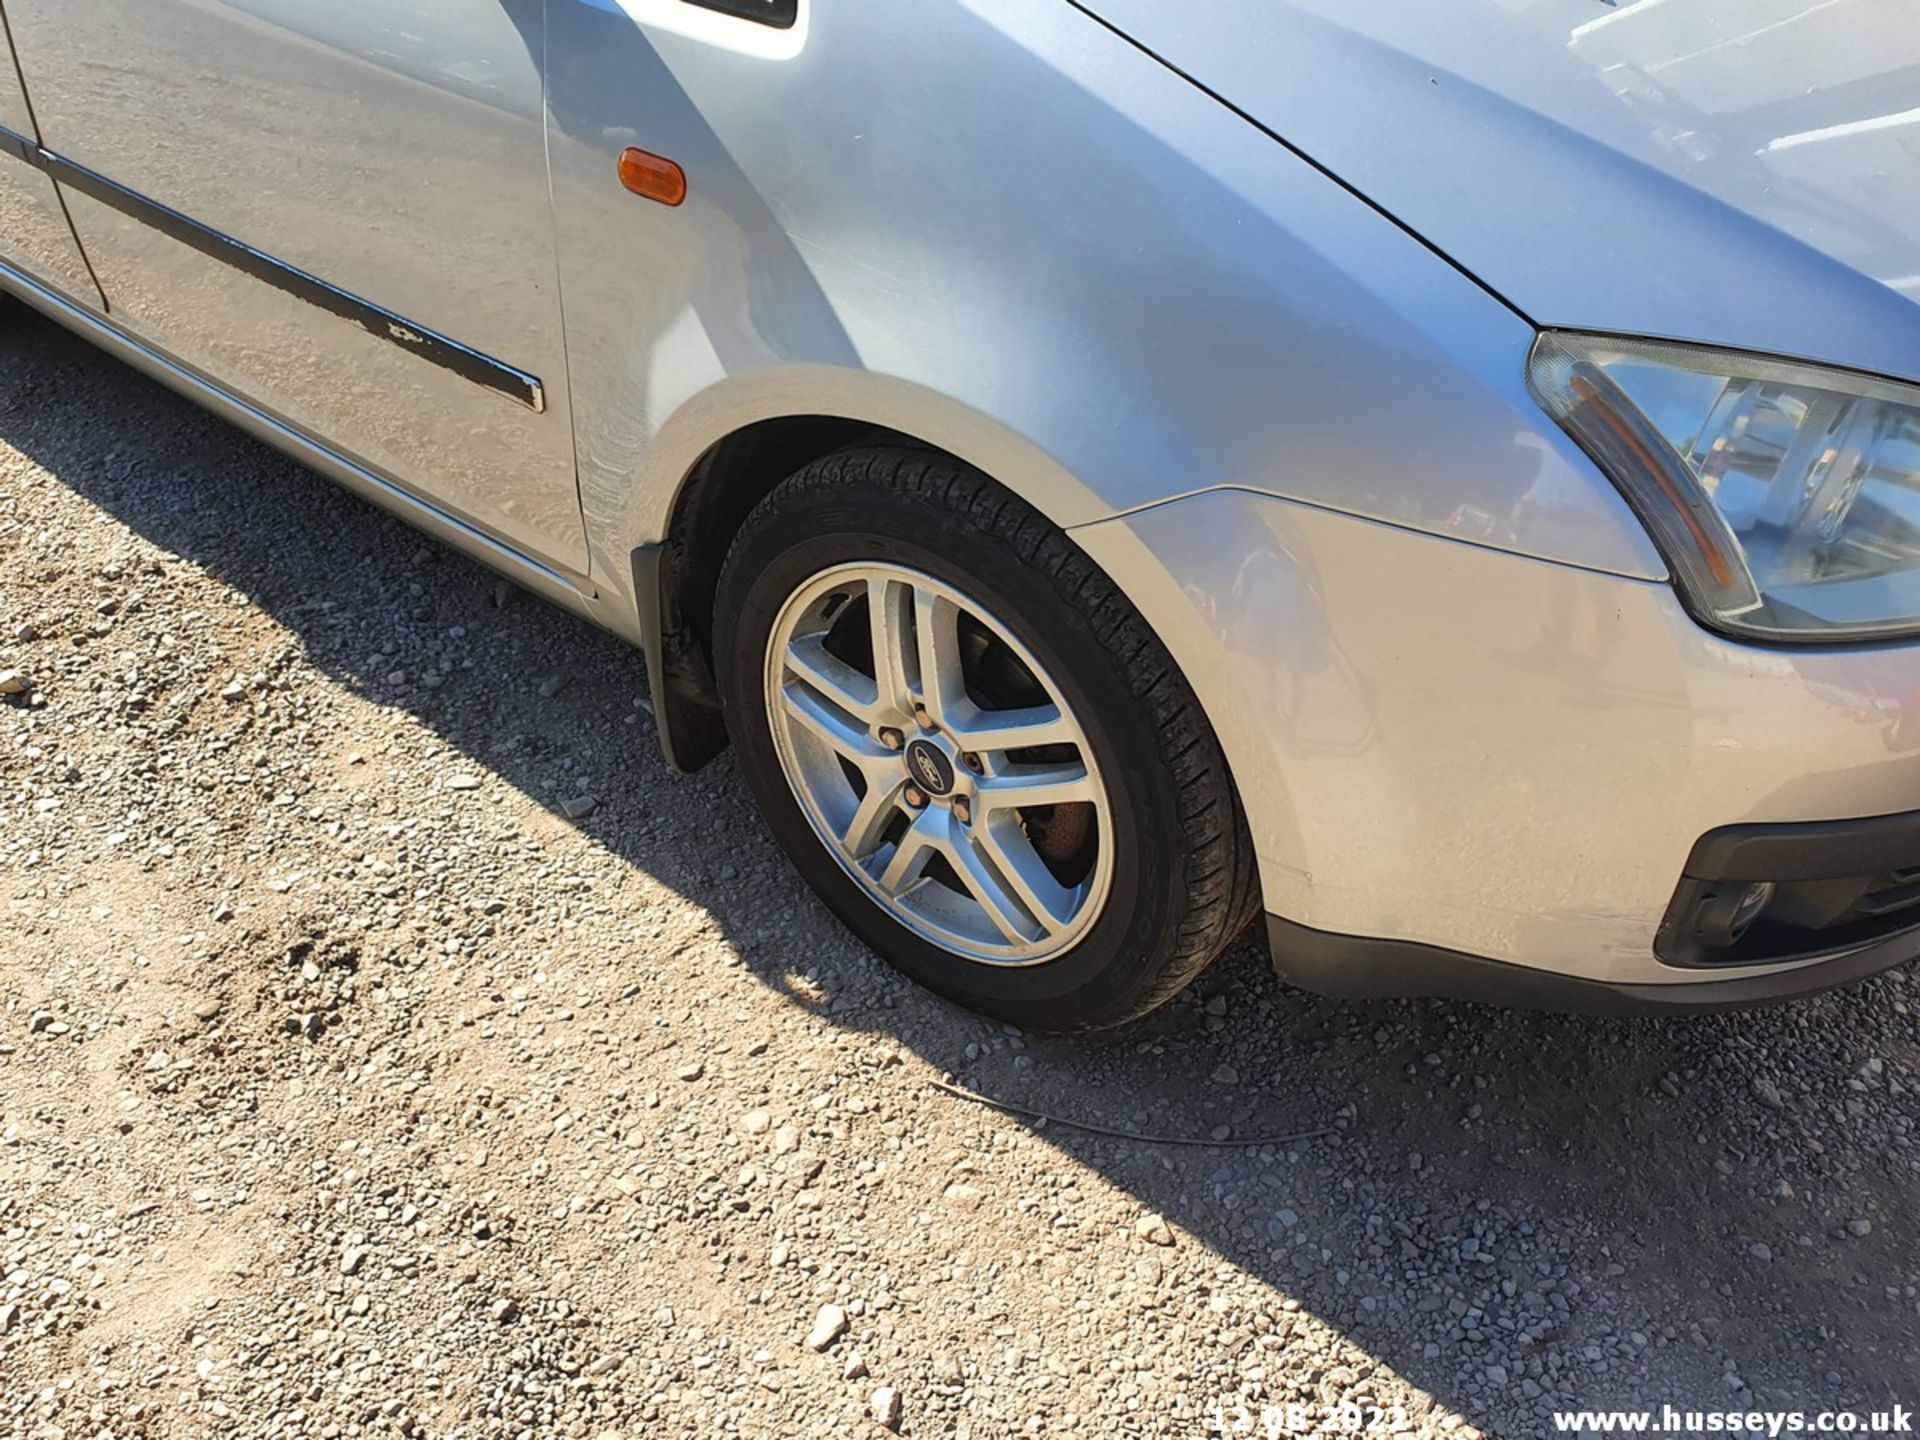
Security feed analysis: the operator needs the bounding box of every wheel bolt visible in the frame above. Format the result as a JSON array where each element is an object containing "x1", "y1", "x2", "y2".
[
  {"x1": 913, "y1": 705, "x2": 935, "y2": 731},
  {"x1": 903, "y1": 785, "x2": 926, "y2": 809},
  {"x1": 953, "y1": 796, "x2": 971, "y2": 825},
  {"x1": 878, "y1": 727, "x2": 904, "y2": 750},
  {"x1": 962, "y1": 752, "x2": 983, "y2": 774}
]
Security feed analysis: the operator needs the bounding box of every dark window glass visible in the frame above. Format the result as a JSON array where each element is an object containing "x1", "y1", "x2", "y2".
[{"x1": 682, "y1": 0, "x2": 798, "y2": 28}]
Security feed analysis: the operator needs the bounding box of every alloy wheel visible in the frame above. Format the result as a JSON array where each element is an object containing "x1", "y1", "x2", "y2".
[{"x1": 762, "y1": 562, "x2": 1114, "y2": 965}]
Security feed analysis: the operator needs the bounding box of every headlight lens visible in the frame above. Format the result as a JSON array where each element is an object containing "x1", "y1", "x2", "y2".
[{"x1": 1529, "y1": 332, "x2": 1920, "y2": 643}]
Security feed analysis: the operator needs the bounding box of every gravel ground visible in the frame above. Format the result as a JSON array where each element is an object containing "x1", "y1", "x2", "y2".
[{"x1": 3, "y1": 296, "x2": 1918, "y2": 1439}]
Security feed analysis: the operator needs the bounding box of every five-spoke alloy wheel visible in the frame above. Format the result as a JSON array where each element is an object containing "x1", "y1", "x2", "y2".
[
  {"x1": 715, "y1": 445, "x2": 1258, "y2": 1030},
  {"x1": 766, "y1": 562, "x2": 1114, "y2": 965}
]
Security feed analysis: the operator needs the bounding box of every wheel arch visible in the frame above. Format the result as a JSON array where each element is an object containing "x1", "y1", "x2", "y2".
[
  {"x1": 639, "y1": 413, "x2": 893, "y2": 771},
  {"x1": 623, "y1": 344, "x2": 1161, "y2": 767},
  {"x1": 631, "y1": 395, "x2": 1163, "y2": 773}
]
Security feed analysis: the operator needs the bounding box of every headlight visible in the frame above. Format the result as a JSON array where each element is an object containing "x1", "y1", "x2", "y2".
[{"x1": 1529, "y1": 332, "x2": 1920, "y2": 643}]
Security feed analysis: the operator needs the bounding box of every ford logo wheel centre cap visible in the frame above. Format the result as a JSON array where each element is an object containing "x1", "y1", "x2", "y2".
[{"x1": 904, "y1": 737, "x2": 957, "y2": 797}]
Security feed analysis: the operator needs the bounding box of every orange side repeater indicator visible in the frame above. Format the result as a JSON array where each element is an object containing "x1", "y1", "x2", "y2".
[{"x1": 618, "y1": 147, "x2": 687, "y2": 207}]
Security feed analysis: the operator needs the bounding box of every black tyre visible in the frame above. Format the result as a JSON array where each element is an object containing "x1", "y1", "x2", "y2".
[{"x1": 714, "y1": 445, "x2": 1258, "y2": 1030}]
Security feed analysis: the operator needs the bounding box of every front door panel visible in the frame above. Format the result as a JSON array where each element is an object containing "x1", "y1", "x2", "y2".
[
  {"x1": 3, "y1": 0, "x2": 586, "y2": 574},
  {"x1": 0, "y1": 20, "x2": 100, "y2": 304}
]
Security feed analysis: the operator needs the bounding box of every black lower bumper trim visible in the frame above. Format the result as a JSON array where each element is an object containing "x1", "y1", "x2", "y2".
[
  {"x1": 1265, "y1": 913, "x2": 1920, "y2": 1016},
  {"x1": 1658, "y1": 806, "x2": 1920, "y2": 966},
  {"x1": 1684, "y1": 807, "x2": 1920, "y2": 883}
]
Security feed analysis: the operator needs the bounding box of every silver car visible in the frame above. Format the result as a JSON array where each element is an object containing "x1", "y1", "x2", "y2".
[{"x1": 4, "y1": 0, "x2": 1918, "y2": 1028}]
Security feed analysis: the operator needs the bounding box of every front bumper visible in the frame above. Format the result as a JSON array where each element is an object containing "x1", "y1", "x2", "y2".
[
  {"x1": 1270, "y1": 808, "x2": 1920, "y2": 1010},
  {"x1": 1070, "y1": 487, "x2": 1920, "y2": 1000}
]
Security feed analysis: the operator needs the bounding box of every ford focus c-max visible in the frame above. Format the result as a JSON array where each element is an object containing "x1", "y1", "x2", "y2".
[{"x1": 3, "y1": 0, "x2": 1917, "y2": 1027}]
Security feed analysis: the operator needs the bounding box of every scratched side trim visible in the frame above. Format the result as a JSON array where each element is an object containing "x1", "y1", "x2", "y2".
[
  {"x1": 0, "y1": 121, "x2": 32, "y2": 167},
  {"x1": 0, "y1": 122, "x2": 545, "y2": 413}
]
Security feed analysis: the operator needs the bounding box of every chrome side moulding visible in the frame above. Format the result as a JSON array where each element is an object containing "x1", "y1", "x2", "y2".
[
  {"x1": 0, "y1": 253, "x2": 594, "y2": 616},
  {"x1": 0, "y1": 118, "x2": 31, "y2": 166},
  {"x1": 0, "y1": 121, "x2": 547, "y2": 413}
]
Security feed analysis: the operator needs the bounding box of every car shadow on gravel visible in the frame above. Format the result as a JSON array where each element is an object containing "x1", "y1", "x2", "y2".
[{"x1": 5, "y1": 300, "x2": 1918, "y2": 1434}]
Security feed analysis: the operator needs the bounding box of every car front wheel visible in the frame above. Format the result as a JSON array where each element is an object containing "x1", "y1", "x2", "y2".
[{"x1": 714, "y1": 445, "x2": 1258, "y2": 1030}]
